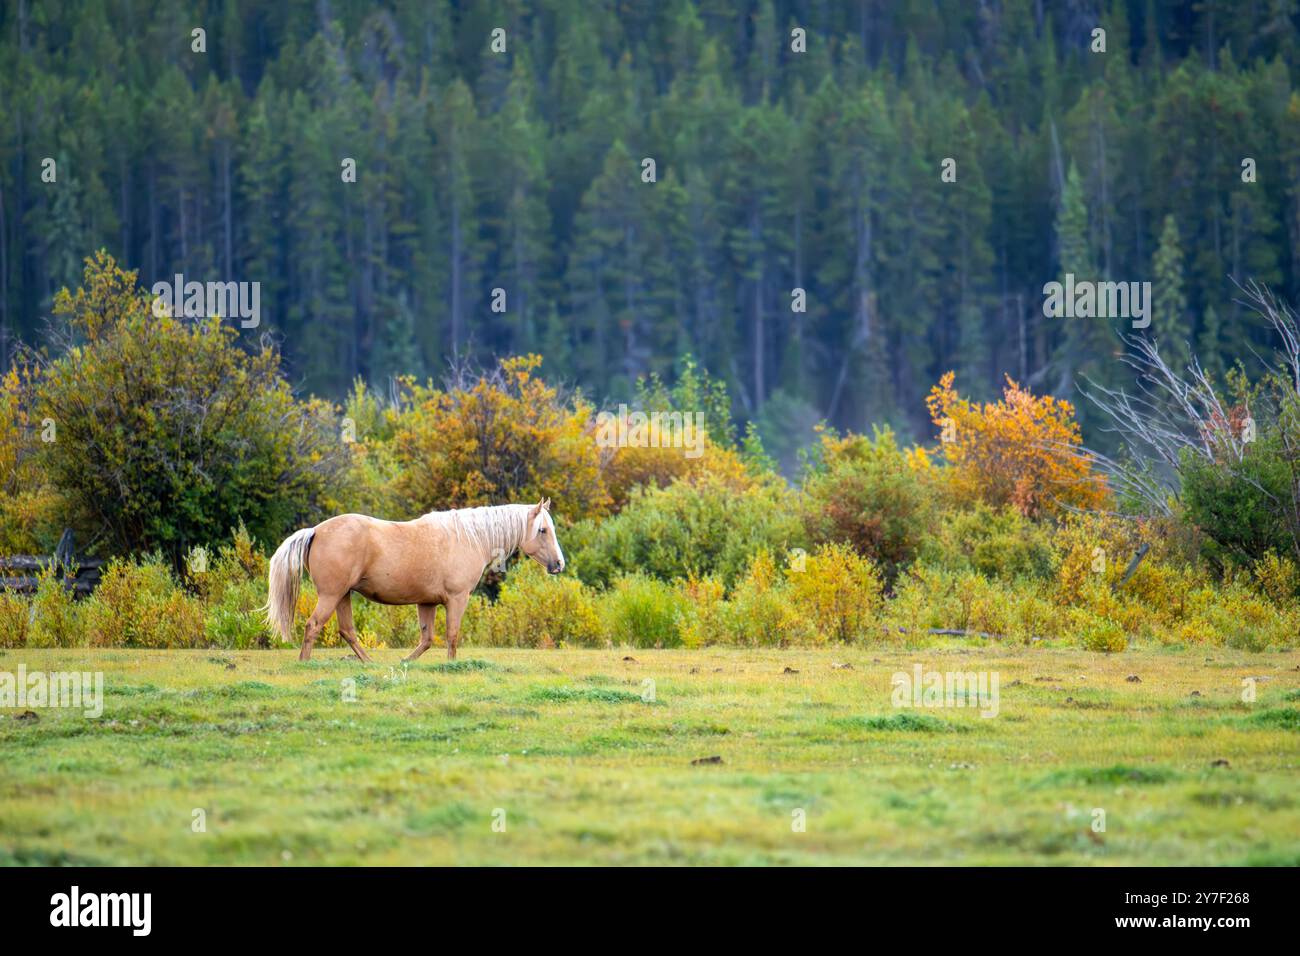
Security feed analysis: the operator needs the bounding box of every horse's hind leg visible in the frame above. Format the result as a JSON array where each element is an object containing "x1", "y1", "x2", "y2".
[
  {"x1": 300, "y1": 592, "x2": 342, "y2": 662},
  {"x1": 404, "y1": 603, "x2": 438, "y2": 661},
  {"x1": 335, "y1": 593, "x2": 372, "y2": 663}
]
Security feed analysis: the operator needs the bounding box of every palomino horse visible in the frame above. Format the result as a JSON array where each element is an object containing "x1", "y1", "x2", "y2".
[{"x1": 265, "y1": 500, "x2": 565, "y2": 662}]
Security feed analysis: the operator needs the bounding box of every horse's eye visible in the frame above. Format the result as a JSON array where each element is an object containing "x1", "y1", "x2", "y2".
[{"x1": 539, "y1": 527, "x2": 548, "y2": 535}]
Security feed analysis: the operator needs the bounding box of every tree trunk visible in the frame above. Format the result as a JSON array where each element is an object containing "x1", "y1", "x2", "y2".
[
  {"x1": 149, "y1": 160, "x2": 159, "y2": 280},
  {"x1": 0, "y1": 179, "x2": 8, "y2": 338},
  {"x1": 450, "y1": 194, "x2": 462, "y2": 357},
  {"x1": 751, "y1": 206, "x2": 764, "y2": 410},
  {"x1": 223, "y1": 141, "x2": 233, "y2": 278}
]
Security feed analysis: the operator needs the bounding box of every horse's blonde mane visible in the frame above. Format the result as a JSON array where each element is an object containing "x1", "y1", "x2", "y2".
[{"x1": 422, "y1": 503, "x2": 536, "y2": 558}]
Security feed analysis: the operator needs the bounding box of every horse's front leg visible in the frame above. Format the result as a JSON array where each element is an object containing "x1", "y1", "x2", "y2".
[
  {"x1": 405, "y1": 603, "x2": 439, "y2": 661},
  {"x1": 444, "y1": 592, "x2": 469, "y2": 660}
]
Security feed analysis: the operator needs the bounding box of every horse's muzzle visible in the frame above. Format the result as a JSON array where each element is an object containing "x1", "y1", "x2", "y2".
[{"x1": 548, "y1": 561, "x2": 564, "y2": 575}]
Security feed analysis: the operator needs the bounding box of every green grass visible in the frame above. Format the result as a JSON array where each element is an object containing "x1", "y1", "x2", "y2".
[{"x1": 1, "y1": 645, "x2": 1298, "y2": 865}]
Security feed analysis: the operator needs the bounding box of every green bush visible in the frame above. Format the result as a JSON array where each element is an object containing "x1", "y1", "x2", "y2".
[
  {"x1": 351, "y1": 600, "x2": 421, "y2": 650},
  {"x1": 30, "y1": 253, "x2": 351, "y2": 565},
  {"x1": 568, "y1": 474, "x2": 806, "y2": 590},
  {"x1": 601, "y1": 574, "x2": 687, "y2": 648},
  {"x1": 921, "y1": 504, "x2": 1056, "y2": 582},
  {"x1": 801, "y1": 428, "x2": 934, "y2": 584},
  {"x1": 882, "y1": 563, "x2": 1073, "y2": 645},
  {"x1": 1196, "y1": 582, "x2": 1300, "y2": 651},
  {"x1": 189, "y1": 524, "x2": 272, "y2": 649},
  {"x1": 204, "y1": 585, "x2": 271, "y2": 649},
  {"x1": 1181, "y1": 434, "x2": 1298, "y2": 571},
  {"x1": 1078, "y1": 615, "x2": 1127, "y2": 653}
]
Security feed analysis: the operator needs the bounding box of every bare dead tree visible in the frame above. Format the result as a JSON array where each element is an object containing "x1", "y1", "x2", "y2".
[{"x1": 1076, "y1": 279, "x2": 1300, "y2": 522}]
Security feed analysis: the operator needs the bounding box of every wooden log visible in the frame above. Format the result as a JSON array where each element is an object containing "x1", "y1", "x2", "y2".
[
  {"x1": 883, "y1": 625, "x2": 1045, "y2": 643},
  {"x1": 0, "y1": 576, "x2": 40, "y2": 591},
  {"x1": 0, "y1": 567, "x2": 101, "y2": 596},
  {"x1": 0, "y1": 556, "x2": 47, "y2": 572},
  {"x1": 0, "y1": 555, "x2": 103, "y2": 572}
]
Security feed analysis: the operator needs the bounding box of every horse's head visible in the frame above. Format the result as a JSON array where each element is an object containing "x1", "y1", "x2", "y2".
[{"x1": 520, "y1": 498, "x2": 565, "y2": 575}]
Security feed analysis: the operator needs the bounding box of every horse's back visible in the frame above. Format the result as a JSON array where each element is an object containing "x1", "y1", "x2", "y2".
[
  {"x1": 308, "y1": 513, "x2": 447, "y2": 602},
  {"x1": 316, "y1": 512, "x2": 403, "y2": 533}
]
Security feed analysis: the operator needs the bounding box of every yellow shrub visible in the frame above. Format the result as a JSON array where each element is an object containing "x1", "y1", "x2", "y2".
[
  {"x1": 675, "y1": 575, "x2": 727, "y2": 647},
  {"x1": 726, "y1": 551, "x2": 813, "y2": 646},
  {"x1": 84, "y1": 556, "x2": 205, "y2": 648},
  {"x1": 284, "y1": 583, "x2": 406, "y2": 649},
  {"x1": 1053, "y1": 513, "x2": 1148, "y2": 600},
  {"x1": 1003, "y1": 588, "x2": 1062, "y2": 644},
  {"x1": 293, "y1": 581, "x2": 339, "y2": 646},
  {"x1": 1250, "y1": 552, "x2": 1300, "y2": 606},
  {"x1": 786, "y1": 542, "x2": 884, "y2": 643},
  {"x1": 1055, "y1": 541, "x2": 1096, "y2": 605},
  {"x1": 1169, "y1": 617, "x2": 1221, "y2": 646},
  {"x1": 0, "y1": 364, "x2": 65, "y2": 554},
  {"x1": 27, "y1": 571, "x2": 83, "y2": 647},
  {"x1": 1122, "y1": 562, "x2": 1202, "y2": 624},
  {"x1": 464, "y1": 561, "x2": 604, "y2": 648},
  {"x1": 0, "y1": 589, "x2": 31, "y2": 648},
  {"x1": 189, "y1": 522, "x2": 267, "y2": 598},
  {"x1": 1069, "y1": 578, "x2": 1147, "y2": 635}
]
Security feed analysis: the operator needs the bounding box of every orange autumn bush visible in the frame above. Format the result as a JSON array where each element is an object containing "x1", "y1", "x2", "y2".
[
  {"x1": 391, "y1": 355, "x2": 610, "y2": 517},
  {"x1": 601, "y1": 432, "x2": 755, "y2": 512},
  {"x1": 925, "y1": 371, "x2": 1109, "y2": 518},
  {"x1": 600, "y1": 356, "x2": 754, "y2": 511}
]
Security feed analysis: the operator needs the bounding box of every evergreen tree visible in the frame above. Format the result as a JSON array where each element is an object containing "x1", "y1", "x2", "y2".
[
  {"x1": 433, "y1": 79, "x2": 484, "y2": 360},
  {"x1": 488, "y1": 54, "x2": 552, "y2": 357},
  {"x1": 1050, "y1": 160, "x2": 1098, "y2": 398},
  {"x1": 1152, "y1": 213, "x2": 1192, "y2": 373},
  {"x1": 1197, "y1": 303, "x2": 1224, "y2": 381},
  {"x1": 1051, "y1": 160, "x2": 1119, "y2": 439}
]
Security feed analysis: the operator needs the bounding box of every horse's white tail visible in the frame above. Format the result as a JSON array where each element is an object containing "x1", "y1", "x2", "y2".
[{"x1": 264, "y1": 527, "x2": 315, "y2": 642}]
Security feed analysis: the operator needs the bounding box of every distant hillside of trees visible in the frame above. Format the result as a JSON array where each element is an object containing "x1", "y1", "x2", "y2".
[{"x1": 2, "y1": 0, "x2": 1299, "y2": 449}]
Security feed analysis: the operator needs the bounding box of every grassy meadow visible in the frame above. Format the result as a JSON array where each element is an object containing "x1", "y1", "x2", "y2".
[{"x1": 2, "y1": 644, "x2": 1298, "y2": 866}]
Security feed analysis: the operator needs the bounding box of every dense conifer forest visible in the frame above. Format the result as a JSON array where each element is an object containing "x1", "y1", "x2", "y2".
[{"x1": 2, "y1": 0, "x2": 1299, "y2": 452}]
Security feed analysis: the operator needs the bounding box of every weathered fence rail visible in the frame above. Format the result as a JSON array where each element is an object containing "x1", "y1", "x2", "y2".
[{"x1": 0, "y1": 530, "x2": 103, "y2": 597}]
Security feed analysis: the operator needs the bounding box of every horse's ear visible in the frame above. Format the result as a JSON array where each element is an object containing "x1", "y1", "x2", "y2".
[
  {"x1": 542, "y1": 498, "x2": 551, "y2": 511},
  {"x1": 528, "y1": 499, "x2": 543, "y2": 518}
]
